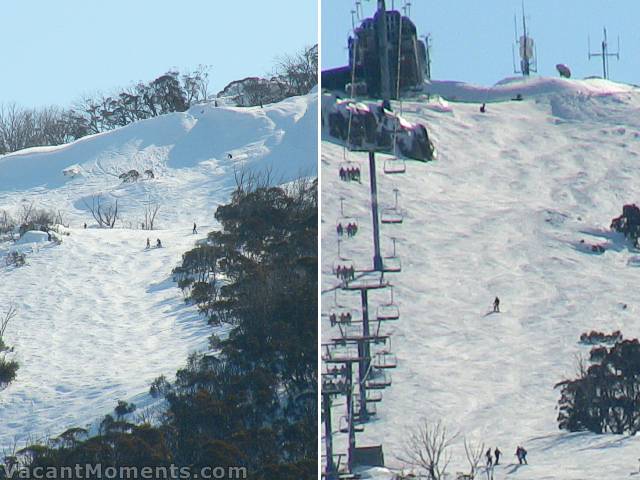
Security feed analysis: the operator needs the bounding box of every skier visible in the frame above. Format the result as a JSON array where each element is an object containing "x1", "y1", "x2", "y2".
[
  {"x1": 480, "y1": 103, "x2": 486, "y2": 113},
  {"x1": 485, "y1": 448, "x2": 493, "y2": 467},
  {"x1": 146, "y1": 238, "x2": 150, "y2": 249},
  {"x1": 493, "y1": 297, "x2": 500, "y2": 313},
  {"x1": 520, "y1": 446, "x2": 527, "y2": 464},
  {"x1": 193, "y1": 222, "x2": 197, "y2": 234},
  {"x1": 494, "y1": 447, "x2": 501, "y2": 465},
  {"x1": 83, "y1": 223, "x2": 87, "y2": 229},
  {"x1": 156, "y1": 238, "x2": 162, "y2": 248}
]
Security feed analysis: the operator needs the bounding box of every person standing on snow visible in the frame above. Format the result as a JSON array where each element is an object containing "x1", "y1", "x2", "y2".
[
  {"x1": 493, "y1": 297, "x2": 500, "y2": 313},
  {"x1": 193, "y1": 222, "x2": 197, "y2": 234},
  {"x1": 485, "y1": 448, "x2": 493, "y2": 467},
  {"x1": 146, "y1": 238, "x2": 150, "y2": 249},
  {"x1": 494, "y1": 447, "x2": 501, "y2": 465}
]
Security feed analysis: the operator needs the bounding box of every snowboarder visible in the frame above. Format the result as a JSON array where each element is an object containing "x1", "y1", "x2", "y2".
[
  {"x1": 494, "y1": 447, "x2": 501, "y2": 465},
  {"x1": 480, "y1": 103, "x2": 486, "y2": 113},
  {"x1": 146, "y1": 238, "x2": 150, "y2": 249},
  {"x1": 485, "y1": 448, "x2": 493, "y2": 467},
  {"x1": 156, "y1": 238, "x2": 162, "y2": 248},
  {"x1": 193, "y1": 222, "x2": 197, "y2": 234},
  {"x1": 493, "y1": 297, "x2": 500, "y2": 313}
]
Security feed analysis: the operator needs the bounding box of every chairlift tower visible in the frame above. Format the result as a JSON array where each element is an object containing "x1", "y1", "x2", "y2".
[
  {"x1": 512, "y1": 2, "x2": 537, "y2": 76},
  {"x1": 589, "y1": 27, "x2": 620, "y2": 80}
]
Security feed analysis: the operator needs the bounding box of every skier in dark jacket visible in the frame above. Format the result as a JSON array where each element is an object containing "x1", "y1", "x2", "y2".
[
  {"x1": 485, "y1": 448, "x2": 493, "y2": 467},
  {"x1": 146, "y1": 238, "x2": 150, "y2": 249},
  {"x1": 493, "y1": 297, "x2": 500, "y2": 313},
  {"x1": 193, "y1": 222, "x2": 197, "y2": 234},
  {"x1": 494, "y1": 447, "x2": 501, "y2": 465}
]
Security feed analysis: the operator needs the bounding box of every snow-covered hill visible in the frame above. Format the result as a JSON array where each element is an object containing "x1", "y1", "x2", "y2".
[
  {"x1": 0, "y1": 91, "x2": 316, "y2": 450},
  {"x1": 321, "y1": 77, "x2": 640, "y2": 479}
]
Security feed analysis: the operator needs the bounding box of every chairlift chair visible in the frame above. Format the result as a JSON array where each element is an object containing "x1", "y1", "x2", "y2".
[
  {"x1": 377, "y1": 286, "x2": 400, "y2": 321},
  {"x1": 383, "y1": 157, "x2": 406, "y2": 174},
  {"x1": 365, "y1": 371, "x2": 392, "y2": 389},
  {"x1": 380, "y1": 207, "x2": 403, "y2": 224},
  {"x1": 365, "y1": 390, "x2": 383, "y2": 403},
  {"x1": 328, "y1": 307, "x2": 359, "y2": 326},
  {"x1": 373, "y1": 352, "x2": 398, "y2": 370},
  {"x1": 380, "y1": 188, "x2": 404, "y2": 224},
  {"x1": 338, "y1": 161, "x2": 362, "y2": 183},
  {"x1": 382, "y1": 255, "x2": 401, "y2": 273},
  {"x1": 376, "y1": 304, "x2": 400, "y2": 321},
  {"x1": 338, "y1": 415, "x2": 364, "y2": 433},
  {"x1": 336, "y1": 216, "x2": 359, "y2": 239}
]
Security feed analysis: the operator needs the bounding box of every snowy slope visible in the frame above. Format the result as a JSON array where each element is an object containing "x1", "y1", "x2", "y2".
[
  {"x1": 321, "y1": 78, "x2": 640, "y2": 479},
  {"x1": 0, "y1": 91, "x2": 316, "y2": 450}
]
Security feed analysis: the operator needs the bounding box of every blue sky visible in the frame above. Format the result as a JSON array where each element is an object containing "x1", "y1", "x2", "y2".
[
  {"x1": 322, "y1": 0, "x2": 640, "y2": 86},
  {"x1": 1, "y1": 0, "x2": 317, "y2": 108}
]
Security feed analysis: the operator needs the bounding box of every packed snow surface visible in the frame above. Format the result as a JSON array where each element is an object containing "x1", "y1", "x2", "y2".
[
  {"x1": 322, "y1": 77, "x2": 640, "y2": 479},
  {"x1": 0, "y1": 91, "x2": 316, "y2": 450}
]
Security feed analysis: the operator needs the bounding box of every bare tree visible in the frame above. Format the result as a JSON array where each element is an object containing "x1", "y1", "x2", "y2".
[
  {"x1": 142, "y1": 197, "x2": 161, "y2": 230},
  {"x1": 0, "y1": 304, "x2": 16, "y2": 343},
  {"x1": 463, "y1": 438, "x2": 485, "y2": 480},
  {"x1": 398, "y1": 419, "x2": 457, "y2": 480},
  {"x1": 83, "y1": 195, "x2": 119, "y2": 228}
]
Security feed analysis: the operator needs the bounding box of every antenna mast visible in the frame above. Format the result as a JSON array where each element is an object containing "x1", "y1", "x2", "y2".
[
  {"x1": 588, "y1": 27, "x2": 620, "y2": 79},
  {"x1": 512, "y1": 1, "x2": 537, "y2": 76}
]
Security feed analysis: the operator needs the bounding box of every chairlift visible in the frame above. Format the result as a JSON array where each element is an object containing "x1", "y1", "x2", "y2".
[
  {"x1": 336, "y1": 217, "x2": 359, "y2": 238},
  {"x1": 373, "y1": 352, "x2": 398, "y2": 370},
  {"x1": 377, "y1": 286, "x2": 400, "y2": 321},
  {"x1": 354, "y1": 401, "x2": 377, "y2": 419},
  {"x1": 382, "y1": 237, "x2": 401, "y2": 272},
  {"x1": 328, "y1": 307, "x2": 359, "y2": 326},
  {"x1": 381, "y1": 208, "x2": 403, "y2": 224},
  {"x1": 366, "y1": 390, "x2": 383, "y2": 403},
  {"x1": 338, "y1": 161, "x2": 362, "y2": 183},
  {"x1": 339, "y1": 415, "x2": 364, "y2": 433},
  {"x1": 382, "y1": 256, "x2": 401, "y2": 272},
  {"x1": 377, "y1": 304, "x2": 400, "y2": 321},
  {"x1": 380, "y1": 188, "x2": 404, "y2": 224},
  {"x1": 365, "y1": 371, "x2": 392, "y2": 389},
  {"x1": 383, "y1": 157, "x2": 406, "y2": 174}
]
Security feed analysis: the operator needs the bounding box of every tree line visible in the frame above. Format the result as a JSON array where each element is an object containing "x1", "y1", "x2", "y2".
[{"x1": 0, "y1": 44, "x2": 317, "y2": 155}]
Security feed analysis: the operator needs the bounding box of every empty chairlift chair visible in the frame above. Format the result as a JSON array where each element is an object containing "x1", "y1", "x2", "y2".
[
  {"x1": 383, "y1": 156, "x2": 406, "y2": 174},
  {"x1": 382, "y1": 237, "x2": 401, "y2": 273},
  {"x1": 380, "y1": 188, "x2": 404, "y2": 224},
  {"x1": 376, "y1": 286, "x2": 400, "y2": 321},
  {"x1": 339, "y1": 415, "x2": 364, "y2": 433}
]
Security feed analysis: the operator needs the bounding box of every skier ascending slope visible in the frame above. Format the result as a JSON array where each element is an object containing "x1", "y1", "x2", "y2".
[{"x1": 493, "y1": 297, "x2": 500, "y2": 313}]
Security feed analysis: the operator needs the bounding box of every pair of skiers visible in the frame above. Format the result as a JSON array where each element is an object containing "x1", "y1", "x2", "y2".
[
  {"x1": 485, "y1": 447, "x2": 501, "y2": 467},
  {"x1": 146, "y1": 238, "x2": 162, "y2": 249},
  {"x1": 516, "y1": 445, "x2": 528, "y2": 464}
]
